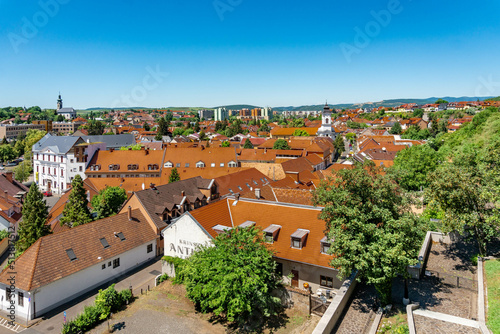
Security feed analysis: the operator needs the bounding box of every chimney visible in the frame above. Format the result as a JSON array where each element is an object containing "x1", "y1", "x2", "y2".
[
  {"x1": 181, "y1": 190, "x2": 185, "y2": 197},
  {"x1": 145, "y1": 148, "x2": 149, "y2": 155},
  {"x1": 5, "y1": 171, "x2": 12, "y2": 183},
  {"x1": 255, "y1": 188, "x2": 261, "y2": 199},
  {"x1": 4, "y1": 191, "x2": 7, "y2": 202},
  {"x1": 128, "y1": 206, "x2": 132, "y2": 221}
]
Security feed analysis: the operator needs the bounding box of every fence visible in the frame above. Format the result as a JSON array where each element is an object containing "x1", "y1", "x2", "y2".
[{"x1": 424, "y1": 269, "x2": 478, "y2": 291}]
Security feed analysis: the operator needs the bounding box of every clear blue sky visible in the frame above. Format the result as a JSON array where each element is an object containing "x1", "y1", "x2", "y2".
[{"x1": 1, "y1": 0, "x2": 499, "y2": 109}]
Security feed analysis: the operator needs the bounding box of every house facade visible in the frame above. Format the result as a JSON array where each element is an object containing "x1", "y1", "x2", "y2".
[{"x1": 0, "y1": 209, "x2": 157, "y2": 321}]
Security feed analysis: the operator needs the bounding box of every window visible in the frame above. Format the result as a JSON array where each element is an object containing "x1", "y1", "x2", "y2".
[
  {"x1": 5, "y1": 288, "x2": 10, "y2": 301},
  {"x1": 61, "y1": 156, "x2": 63, "y2": 163},
  {"x1": 321, "y1": 242, "x2": 330, "y2": 254},
  {"x1": 176, "y1": 163, "x2": 181, "y2": 168},
  {"x1": 220, "y1": 163, "x2": 224, "y2": 167},
  {"x1": 113, "y1": 258, "x2": 120, "y2": 268},
  {"x1": 210, "y1": 163, "x2": 215, "y2": 167},
  {"x1": 320, "y1": 275, "x2": 334, "y2": 288},
  {"x1": 164, "y1": 162, "x2": 173, "y2": 168},
  {"x1": 116, "y1": 232, "x2": 125, "y2": 241},
  {"x1": 66, "y1": 248, "x2": 77, "y2": 261},
  {"x1": 61, "y1": 169, "x2": 64, "y2": 177},
  {"x1": 18, "y1": 292, "x2": 23, "y2": 306},
  {"x1": 291, "y1": 238, "x2": 301, "y2": 248},
  {"x1": 79, "y1": 166, "x2": 83, "y2": 172},
  {"x1": 228, "y1": 161, "x2": 237, "y2": 167},
  {"x1": 264, "y1": 233, "x2": 274, "y2": 243},
  {"x1": 100, "y1": 237, "x2": 110, "y2": 249},
  {"x1": 276, "y1": 262, "x2": 283, "y2": 276},
  {"x1": 147, "y1": 244, "x2": 153, "y2": 253},
  {"x1": 185, "y1": 163, "x2": 190, "y2": 168},
  {"x1": 108, "y1": 261, "x2": 112, "y2": 267},
  {"x1": 70, "y1": 159, "x2": 74, "y2": 163},
  {"x1": 102, "y1": 264, "x2": 106, "y2": 270}
]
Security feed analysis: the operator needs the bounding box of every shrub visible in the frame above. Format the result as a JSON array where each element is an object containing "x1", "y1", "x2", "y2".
[
  {"x1": 471, "y1": 254, "x2": 479, "y2": 266},
  {"x1": 119, "y1": 288, "x2": 133, "y2": 303},
  {"x1": 162, "y1": 256, "x2": 187, "y2": 284},
  {"x1": 157, "y1": 273, "x2": 169, "y2": 284},
  {"x1": 95, "y1": 284, "x2": 122, "y2": 320}
]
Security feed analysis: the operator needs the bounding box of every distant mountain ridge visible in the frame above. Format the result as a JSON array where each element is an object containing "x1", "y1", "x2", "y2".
[{"x1": 273, "y1": 96, "x2": 495, "y2": 112}]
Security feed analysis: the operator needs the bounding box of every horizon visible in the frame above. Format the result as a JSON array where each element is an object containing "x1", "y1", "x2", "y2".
[{"x1": 1, "y1": 1, "x2": 499, "y2": 109}]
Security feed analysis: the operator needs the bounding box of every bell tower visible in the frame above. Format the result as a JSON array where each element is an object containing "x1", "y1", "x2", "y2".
[{"x1": 57, "y1": 93, "x2": 63, "y2": 110}]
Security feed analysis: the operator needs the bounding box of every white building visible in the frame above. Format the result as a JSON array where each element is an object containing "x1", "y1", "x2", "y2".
[
  {"x1": 0, "y1": 208, "x2": 157, "y2": 321},
  {"x1": 161, "y1": 197, "x2": 343, "y2": 294},
  {"x1": 32, "y1": 134, "x2": 105, "y2": 194},
  {"x1": 317, "y1": 103, "x2": 336, "y2": 139}
]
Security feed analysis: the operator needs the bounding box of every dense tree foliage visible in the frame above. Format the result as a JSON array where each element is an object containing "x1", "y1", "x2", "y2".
[
  {"x1": 17, "y1": 183, "x2": 51, "y2": 253},
  {"x1": 390, "y1": 144, "x2": 442, "y2": 191},
  {"x1": 389, "y1": 122, "x2": 402, "y2": 135},
  {"x1": 243, "y1": 138, "x2": 253, "y2": 149},
  {"x1": 14, "y1": 161, "x2": 31, "y2": 182},
  {"x1": 168, "y1": 167, "x2": 180, "y2": 183},
  {"x1": 182, "y1": 226, "x2": 283, "y2": 329},
  {"x1": 313, "y1": 162, "x2": 424, "y2": 305},
  {"x1": 333, "y1": 135, "x2": 345, "y2": 156},
  {"x1": 221, "y1": 140, "x2": 231, "y2": 148},
  {"x1": 272, "y1": 139, "x2": 290, "y2": 150},
  {"x1": 292, "y1": 129, "x2": 309, "y2": 136},
  {"x1": 60, "y1": 175, "x2": 92, "y2": 227},
  {"x1": 91, "y1": 186, "x2": 127, "y2": 220}
]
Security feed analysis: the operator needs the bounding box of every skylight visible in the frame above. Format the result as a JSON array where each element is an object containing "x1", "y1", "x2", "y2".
[
  {"x1": 66, "y1": 249, "x2": 77, "y2": 261},
  {"x1": 100, "y1": 237, "x2": 110, "y2": 249},
  {"x1": 116, "y1": 232, "x2": 126, "y2": 241}
]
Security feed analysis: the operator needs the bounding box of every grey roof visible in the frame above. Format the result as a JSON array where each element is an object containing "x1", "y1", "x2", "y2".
[
  {"x1": 81, "y1": 134, "x2": 135, "y2": 149},
  {"x1": 32, "y1": 134, "x2": 83, "y2": 154},
  {"x1": 57, "y1": 108, "x2": 76, "y2": 114},
  {"x1": 133, "y1": 176, "x2": 214, "y2": 230}
]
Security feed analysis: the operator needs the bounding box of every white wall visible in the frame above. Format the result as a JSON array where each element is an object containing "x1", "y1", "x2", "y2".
[
  {"x1": 162, "y1": 214, "x2": 213, "y2": 259},
  {"x1": 0, "y1": 240, "x2": 156, "y2": 320}
]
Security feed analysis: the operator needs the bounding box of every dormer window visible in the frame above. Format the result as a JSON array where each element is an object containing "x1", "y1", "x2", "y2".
[
  {"x1": 164, "y1": 161, "x2": 173, "y2": 168},
  {"x1": 196, "y1": 161, "x2": 205, "y2": 168},
  {"x1": 263, "y1": 224, "x2": 281, "y2": 244},
  {"x1": 108, "y1": 164, "x2": 119, "y2": 171},
  {"x1": 212, "y1": 224, "x2": 232, "y2": 235},
  {"x1": 228, "y1": 161, "x2": 237, "y2": 167},
  {"x1": 290, "y1": 229, "x2": 309, "y2": 249},
  {"x1": 239, "y1": 221, "x2": 256, "y2": 228},
  {"x1": 320, "y1": 236, "x2": 331, "y2": 254}
]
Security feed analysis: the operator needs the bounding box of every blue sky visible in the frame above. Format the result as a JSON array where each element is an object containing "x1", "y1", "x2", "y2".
[{"x1": 1, "y1": 0, "x2": 499, "y2": 109}]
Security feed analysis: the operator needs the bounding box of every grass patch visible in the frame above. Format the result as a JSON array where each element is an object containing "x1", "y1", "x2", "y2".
[
  {"x1": 485, "y1": 259, "x2": 500, "y2": 333},
  {"x1": 378, "y1": 307, "x2": 409, "y2": 334}
]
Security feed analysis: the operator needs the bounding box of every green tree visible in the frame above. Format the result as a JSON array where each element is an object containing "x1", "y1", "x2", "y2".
[
  {"x1": 155, "y1": 132, "x2": 163, "y2": 141},
  {"x1": 17, "y1": 183, "x2": 51, "y2": 253},
  {"x1": 168, "y1": 167, "x2": 180, "y2": 183},
  {"x1": 426, "y1": 163, "x2": 499, "y2": 256},
  {"x1": 60, "y1": 175, "x2": 92, "y2": 227},
  {"x1": 24, "y1": 129, "x2": 46, "y2": 161},
  {"x1": 221, "y1": 141, "x2": 231, "y2": 148},
  {"x1": 183, "y1": 226, "x2": 283, "y2": 329},
  {"x1": 272, "y1": 139, "x2": 290, "y2": 150},
  {"x1": 183, "y1": 128, "x2": 194, "y2": 136},
  {"x1": 119, "y1": 144, "x2": 142, "y2": 150},
  {"x1": 14, "y1": 161, "x2": 32, "y2": 182},
  {"x1": 435, "y1": 99, "x2": 449, "y2": 104},
  {"x1": 143, "y1": 123, "x2": 150, "y2": 131},
  {"x1": 158, "y1": 118, "x2": 168, "y2": 135},
  {"x1": 412, "y1": 109, "x2": 424, "y2": 118},
  {"x1": 199, "y1": 130, "x2": 207, "y2": 141},
  {"x1": 91, "y1": 186, "x2": 127, "y2": 220},
  {"x1": 172, "y1": 128, "x2": 184, "y2": 136},
  {"x1": 56, "y1": 115, "x2": 65, "y2": 122},
  {"x1": 334, "y1": 135, "x2": 345, "y2": 156},
  {"x1": 389, "y1": 122, "x2": 402, "y2": 135},
  {"x1": 87, "y1": 120, "x2": 105, "y2": 135},
  {"x1": 313, "y1": 162, "x2": 424, "y2": 306},
  {"x1": 292, "y1": 129, "x2": 309, "y2": 136},
  {"x1": 390, "y1": 144, "x2": 442, "y2": 191},
  {"x1": 0, "y1": 144, "x2": 16, "y2": 163},
  {"x1": 243, "y1": 138, "x2": 253, "y2": 149}
]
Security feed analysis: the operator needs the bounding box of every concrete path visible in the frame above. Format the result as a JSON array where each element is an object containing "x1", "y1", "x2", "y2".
[{"x1": 413, "y1": 309, "x2": 480, "y2": 329}]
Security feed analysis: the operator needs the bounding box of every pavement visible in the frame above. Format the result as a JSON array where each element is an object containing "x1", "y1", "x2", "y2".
[{"x1": 0, "y1": 258, "x2": 162, "y2": 334}]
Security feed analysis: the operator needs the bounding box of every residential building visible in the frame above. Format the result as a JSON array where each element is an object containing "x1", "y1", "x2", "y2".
[
  {"x1": 0, "y1": 208, "x2": 157, "y2": 321},
  {"x1": 213, "y1": 168, "x2": 270, "y2": 198},
  {"x1": 214, "y1": 107, "x2": 228, "y2": 121},
  {"x1": 161, "y1": 197, "x2": 342, "y2": 292},
  {"x1": 119, "y1": 176, "x2": 218, "y2": 255},
  {"x1": 52, "y1": 122, "x2": 75, "y2": 135}
]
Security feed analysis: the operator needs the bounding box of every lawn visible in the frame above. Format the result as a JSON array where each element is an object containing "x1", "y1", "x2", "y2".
[
  {"x1": 485, "y1": 259, "x2": 500, "y2": 334},
  {"x1": 377, "y1": 305, "x2": 409, "y2": 334}
]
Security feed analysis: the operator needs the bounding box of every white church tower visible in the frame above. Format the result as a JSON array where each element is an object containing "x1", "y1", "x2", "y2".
[{"x1": 317, "y1": 102, "x2": 336, "y2": 139}]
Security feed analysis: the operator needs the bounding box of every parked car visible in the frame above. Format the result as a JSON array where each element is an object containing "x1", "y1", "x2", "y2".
[
  {"x1": 6, "y1": 161, "x2": 18, "y2": 167},
  {"x1": 43, "y1": 191, "x2": 52, "y2": 197}
]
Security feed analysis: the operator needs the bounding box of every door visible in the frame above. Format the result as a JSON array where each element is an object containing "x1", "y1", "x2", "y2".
[
  {"x1": 291, "y1": 270, "x2": 299, "y2": 288},
  {"x1": 47, "y1": 181, "x2": 51, "y2": 192}
]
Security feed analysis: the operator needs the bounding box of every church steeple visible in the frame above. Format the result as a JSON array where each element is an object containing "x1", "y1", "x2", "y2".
[{"x1": 57, "y1": 93, "x2": 63, "y2": 110}]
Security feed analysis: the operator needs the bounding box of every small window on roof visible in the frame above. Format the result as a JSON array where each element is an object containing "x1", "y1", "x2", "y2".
[
  {"x1": 263, "y1": 224, "x2": 281, "y2": 243},
  {"x1": 116, "y1": 232, "x2": 126, "y2": 241},
  {"x1": 100, "y1": 237, "x2": 110, "y2": 249},
  {"x1": 253, "y1": 180, "x2": 258, "y2": 185},
  {"x1": 320, "y1": 236, "x2": 331, "y2": 254},
  {"x1": 66, "y1": 249, "x2": 77, "y2": 261},
  {"x1": 176, "y1": 163, "x2": 181, "y2": 168},
  {"x1": 185, "y1": 163, "x2": 190, "y2": 167},
  {"x1": 238, "y1": 186, "x2": 243, "y2": 191},
  {"x1": 246, "y1": 183, "x2": 251, "y2": 188}
]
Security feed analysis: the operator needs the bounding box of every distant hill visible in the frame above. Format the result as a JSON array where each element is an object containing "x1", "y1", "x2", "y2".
[
  {"x1": 213, "y1": 104, "x2": 260, "y2": 110},
  {"x1": 273, "y1": 96, "x2": 495, "y2": 112},
  {"x1": 485, "y1": 96, "x2": 500, "y2": 101}
]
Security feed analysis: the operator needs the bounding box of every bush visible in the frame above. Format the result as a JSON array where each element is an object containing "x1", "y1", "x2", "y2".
[
  {"x1": 157, "y1": 273, "x2": 169, "y2": 284},
  {"x1": 95, "y1": 284, "x2": 122, "y2": 320},
  {"x1": 62, "y1": 305, "x2": 101, "y2": 334},
  {"x1": 470, "y1": 254, "x2": 479, "y2": 266},
  {"x1": 162, "y1": 256, "x2": 187, "y2": 284},
  {"x1": 119, "y1": 288, "x2": 133, "y2": 303}
]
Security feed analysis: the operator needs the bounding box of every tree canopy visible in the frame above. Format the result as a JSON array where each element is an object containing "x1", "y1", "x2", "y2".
[
  {"x1": 272, "y1": 139, "x2": 290, "y2": 150},
  {"x1": 168, "y1": 167, "x2": 180, "y2": 183},
  {"x1": 17, "y1": 183, "x2": 51, "y2": 253},
  {"x1": 91, "y1": 186, "x2": 127, "y2": 220},
  {"x1": 313, "y1": 162, "x2": 424, "y2": 305},
  {"x1": 243, "y1": 138, "x2": 253, "y2": 149},
  {"x1": 389, "y1": 122, "x2": 402, "y2": 135},
  {"x1": 60, "y1": 175, "x2": 92, "y2": 227},
  {"x1": 182, "y1": 226, "x2": 283, "y2": 330},
  {"x1": 221, "y1": 141, "x2": 231, "y2": 148},
  {"x1": 292, "y1": 129, "x2": 309, "y2": 136}
]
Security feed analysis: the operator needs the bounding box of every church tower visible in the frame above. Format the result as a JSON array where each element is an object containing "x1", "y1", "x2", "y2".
[
  {"x1": 317, "y1": 102, "x2": 336, "y2": 139},
  {"x1": 57, "y1": 93, "x2": 63, "y2": 110}
]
